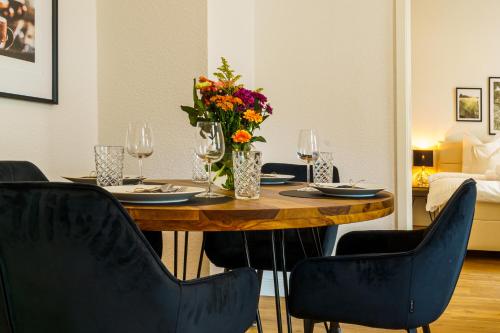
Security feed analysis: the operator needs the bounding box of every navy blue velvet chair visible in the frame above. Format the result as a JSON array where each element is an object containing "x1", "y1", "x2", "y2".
[
  {"x1": 0, "y1": 161, "x2": 48, "y2": 182},
  {"x1": 0, "y1": 161, "x2": 163, "y2": 258},
  {"x1": 203, "y1": 163, "x2": 340, "y2": 273},
  {"x1": 289, "y1": 179, "x2": 477, "y2": 333},
  {"x1": 0, "y1": 182, "x2": 259, "y2": 333}
]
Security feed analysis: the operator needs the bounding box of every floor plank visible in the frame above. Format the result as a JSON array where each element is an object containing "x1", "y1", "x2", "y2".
[{"x1": 247, "y1": 253, "x2": 500, "y2": 332}]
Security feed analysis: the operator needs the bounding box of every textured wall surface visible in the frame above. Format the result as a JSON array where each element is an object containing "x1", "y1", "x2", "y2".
[{"x1": 97, "y1": 0, "x2": 208, "y2": 179}]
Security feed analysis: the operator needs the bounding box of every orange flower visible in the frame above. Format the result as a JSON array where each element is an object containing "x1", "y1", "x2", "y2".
[
  {"x1": 209, "y1": 95, "x2": 243, "y2": 111},
  {"x1": 243, "y1": 109, "x2": 263, "y2": 123},
  {"x1": 232, "y1": 130, "x2": 252, "y2": 143}
]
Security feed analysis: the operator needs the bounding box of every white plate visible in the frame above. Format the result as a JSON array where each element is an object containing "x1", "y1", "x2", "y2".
[
  {"x1": 261, "y1": 174, "x2": 295, "y2": 185},
  {"x1": 103, "y1": 185, "x2": 205, "y2": 204},
  {"x1": 63, "y1": 175, "x2": 141, "y2": 185},
  {"x1": 311, "y1": 183, "x2": 385, "y2": 198}
]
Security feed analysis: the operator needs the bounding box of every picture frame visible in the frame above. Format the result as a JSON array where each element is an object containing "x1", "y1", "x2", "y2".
[
  {"x1": 0, "y1": 0, "x2": 58, "y2": 104},
  {"x1": 488, "y1": 77, "x2": 500, "y2": 135},
  {"x1": 456, "y1": 87, "x2": 482, "y2": 122}
]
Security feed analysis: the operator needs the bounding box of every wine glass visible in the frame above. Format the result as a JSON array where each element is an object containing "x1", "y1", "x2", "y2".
[
  {"x1": 194, "y1": 121, "x2": 225, "y2": 198},
  {"x1": 126, "y1": 122, "x2": 154, "y2": 184},
  {"x1": 297, "y1": 129, "x2": 319, "y2": 191}
]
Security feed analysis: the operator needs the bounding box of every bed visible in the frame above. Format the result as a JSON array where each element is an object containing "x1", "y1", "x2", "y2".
[{"x1": 428, "y1": 141, "x2": 500, "y2": 251}]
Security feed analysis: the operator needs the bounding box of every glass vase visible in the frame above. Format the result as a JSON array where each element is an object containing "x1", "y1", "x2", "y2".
[
  {"x1": 233, "y1": 151, "x2": 262, "y2": 200},
  {"x1": 213, "y1": 150, "x2": 235, "y2": 190}
]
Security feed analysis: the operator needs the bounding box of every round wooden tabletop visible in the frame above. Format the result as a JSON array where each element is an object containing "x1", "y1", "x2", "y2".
[{"x1": 123, "y1": 180, "x2": 394, "y2": 232}]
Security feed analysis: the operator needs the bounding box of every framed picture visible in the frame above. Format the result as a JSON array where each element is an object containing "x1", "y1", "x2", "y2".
[
  {"x1": 488, "y1": 77, "x2": 500, "y2": 135},
  {"x1": 0, "y1": 0, "x2": 58, "y2": 104},
  {"x1": 456, "y1": 87, "x2": 482, "y2": 122}
]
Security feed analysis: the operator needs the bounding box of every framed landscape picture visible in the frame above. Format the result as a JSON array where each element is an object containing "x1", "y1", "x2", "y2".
[
  {"x1": 456, "y1": 87, "x2": 482, "y2": 122},
  {"x1": 0, "y1": 0, "x2": 58, "y2": 104},
  {"x1": 488, "y1": 77, "x2": 500, "y2": 135}
]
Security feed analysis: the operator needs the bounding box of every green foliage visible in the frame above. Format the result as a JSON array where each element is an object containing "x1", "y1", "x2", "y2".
[{"x1": 213, "y1": 57, "x2": 241, "y2": 85}]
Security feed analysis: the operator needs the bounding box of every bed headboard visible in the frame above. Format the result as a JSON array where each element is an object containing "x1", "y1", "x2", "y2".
[{"x1": 437, "y1": 141, "x2": 462, "y2": 172}]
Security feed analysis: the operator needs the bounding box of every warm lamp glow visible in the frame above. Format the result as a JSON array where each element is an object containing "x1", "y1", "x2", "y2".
[{"x1": 413, "y1": 138, "x2": 437, "y2": 150}]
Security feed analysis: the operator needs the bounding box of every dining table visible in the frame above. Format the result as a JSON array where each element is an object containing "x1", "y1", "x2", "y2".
[{"x1": 123, "y1": 179, "x2": 395, "y2": 333}]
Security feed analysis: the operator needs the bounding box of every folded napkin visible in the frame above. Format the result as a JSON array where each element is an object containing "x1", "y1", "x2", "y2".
[{"x1": 130, "y1": 185, "x2": 184, "y2": 193}]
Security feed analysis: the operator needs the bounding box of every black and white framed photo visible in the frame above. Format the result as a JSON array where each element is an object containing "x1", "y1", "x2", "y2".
[
  {"x1": 0, "y1": 0, "x2": 58, "y2": 104},
  {"x1": 488, "y1": 77, "x2": 500, "y2": 135},
  {"x1": 456, "y1": 87, "x2": 482, "y2": 122}
]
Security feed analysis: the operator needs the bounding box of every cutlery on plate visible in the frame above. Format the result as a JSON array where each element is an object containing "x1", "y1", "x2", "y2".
[{"x1": 129, "y1": 185, "x2": 185, "y2": 193}]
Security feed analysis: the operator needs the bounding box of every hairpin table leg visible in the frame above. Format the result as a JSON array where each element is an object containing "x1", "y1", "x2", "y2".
[
  {"x1": 242, "y1": 232, "x2": 263, "y2": 333},
  {"x1": 182, "y1": 231, "x2": 189, "y2": 280},
  {"x1": 271, "y1": 231, "x2": 283, "y2": 333},
  {"x1": 174, "y1": 231, "x2": 178, "y2": 278},
  {"x1": 280, "y1": 230, "x2": 292, "y2": 333}
]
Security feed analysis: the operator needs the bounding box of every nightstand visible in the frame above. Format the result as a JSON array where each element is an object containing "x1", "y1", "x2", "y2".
[
  {"x1": 412, "y1": 186, "x2": 429, "y2": 205},
  {"x1": 413, "y1": 186, "x2": 433, "y2": 225}
]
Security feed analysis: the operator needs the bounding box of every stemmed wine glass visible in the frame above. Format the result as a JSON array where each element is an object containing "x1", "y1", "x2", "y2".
[
  {"x1": 194, "y1": 121, "x2": 225, "y2": 198},
  {"x1": 297, "y1": 129, "x2": 319, "y2": 191},
  {"x1": 126, "y1": 122, "x2": 154, "y2": 184}
]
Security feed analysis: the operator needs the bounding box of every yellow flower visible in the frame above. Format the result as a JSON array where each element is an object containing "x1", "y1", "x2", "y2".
[
  {"x1": 243, "y1": 109, "x2": 263, "y2": 123},
  {"x1": 232, "y1": 130, "x2": 252, "y2": 143}
]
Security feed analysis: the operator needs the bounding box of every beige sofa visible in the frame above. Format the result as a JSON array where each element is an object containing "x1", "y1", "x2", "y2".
[{"x1": 436, "y1": 142, "x2": 500, "y2": 251}]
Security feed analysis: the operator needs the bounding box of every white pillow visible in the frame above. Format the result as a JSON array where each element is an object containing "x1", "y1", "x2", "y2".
[{"x1": 462, "y1": 133, "x2": 500, "y2": 174}]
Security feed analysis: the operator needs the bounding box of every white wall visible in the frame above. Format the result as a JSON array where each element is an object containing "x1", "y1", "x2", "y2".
[
  {"x1": 412, "y1": 0, "x2": 500, "y2": 145},
  {"x1": 257, "y1": 0, "x2": 396, "y2": 234},
  {"x1": 208, "y1": 0, "x2": 255, "y2": 87},
  {"x1": 0, "y1": 0, "x2": 98, "y2": 179},
  {"x1": 97, "y1": 0, "x2": 208, "y2": 179}
]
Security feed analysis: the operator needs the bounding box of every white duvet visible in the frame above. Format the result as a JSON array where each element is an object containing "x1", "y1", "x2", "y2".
[{"x1": 426, "y1": 172, "x2": 500, "y2": 212}]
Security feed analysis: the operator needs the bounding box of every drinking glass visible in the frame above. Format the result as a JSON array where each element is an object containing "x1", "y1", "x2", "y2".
[
  {"x1": 233, "y1": 151, "x2": 262, "y2": 200},
  {"x1": 192, "y1": 150, "x2": 209, "y2": 183},
  {"x1": 194, "y1": 121, "x2": 225, "y2": 198},
  {"x1": 126, "y1": 122, "x2": 154, "y2": 184},
  {"x1": 297, "y1": 129, "x2": 319, "y2": 191},
  {"x1": 313, "y1": 152, "x2": 334, "y2": 184},
  {"x1": 94, "y1": 145, "x2": 124, "y2": 186}
]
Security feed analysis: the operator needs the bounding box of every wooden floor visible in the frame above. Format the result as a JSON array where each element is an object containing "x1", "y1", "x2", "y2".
[{"x1": 247, "y1": 253, "x2": 500, "y2": 333}]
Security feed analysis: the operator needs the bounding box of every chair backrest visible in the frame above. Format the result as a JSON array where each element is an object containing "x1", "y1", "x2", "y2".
[
  {"x1": 0, "y1": 161, "x2": 48, "y2": 182},
  {"x1": 408, "y1": 179, "x2": 476, "y2": 327},
  {"x1": 0, "y1": 182, "x2": 179, "y2": 333},
  {"x1": 262, "y1": 163, "x2": 340, "y2": 183}
]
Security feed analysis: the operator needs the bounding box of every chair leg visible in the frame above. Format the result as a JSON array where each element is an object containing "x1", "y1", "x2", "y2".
[
  {"x1": 329, "y1": 322, "x2": 341, "y2": 333},
  {"x1": 423, "y1": 325, "x2": 431, "y2": 333},
  {"x1": 303, "y1": 319, "x2": 314, "y2": 333}
]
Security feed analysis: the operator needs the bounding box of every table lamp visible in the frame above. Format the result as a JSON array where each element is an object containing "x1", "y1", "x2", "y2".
[{"x1": 413, "y1": 149, "x2": 434, "y2": 187}]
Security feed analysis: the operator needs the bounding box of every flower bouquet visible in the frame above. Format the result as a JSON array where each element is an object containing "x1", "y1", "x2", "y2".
[{"x1": 181, "y1": 58, "x2": 273, "y2": 190}]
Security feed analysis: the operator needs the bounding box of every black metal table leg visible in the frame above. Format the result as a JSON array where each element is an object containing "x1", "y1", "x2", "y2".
[
  {"x1": 174, "y1": 231, "x2": 178, "y2": 278},
  {"x1": 314, "y1": 228, "x2": 323, "y2": 255},
  {"x1": 280, "y1": 231, "x2": 292, "y2": 333},
  {"x1": 196, "y1": 234, "x2": 206, "y2": 278},
  {"x1": 242, "y1": 232, "x2": 264, "y2": 333},
  {"x1": 271, "y1": 231, "x2": 284, "y2": 333},
  {"x1": 183, "y1": 231, "x2": 189, "y2": 281},
  {"x1": 296, "y1": 229, "x2": 308, "y2": 258},
  {"x1": 311, "y1": 228, "x2": 321, "y2": 256}
]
